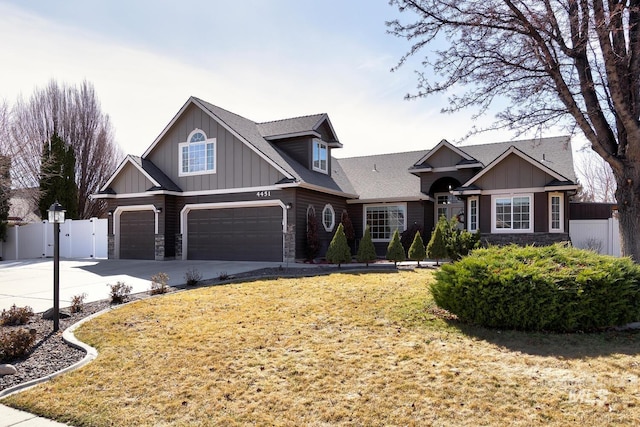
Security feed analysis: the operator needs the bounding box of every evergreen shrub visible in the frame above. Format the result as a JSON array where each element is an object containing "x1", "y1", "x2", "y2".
[
  {"x1": 408, "y1": 231, "x2": 426, "y2": 266},
  {"x1": 432, "y1": 243, "x2": 640, "y2": 332},
  {"x1": 386, "y1": 229, "x2": 406, "y2": 266},
  {"x1": 326, "y1": 223, "x2": 351, "y2": 267},
  {"x1": 356, "y1": 225, "x2": 377, "y2": 266}
]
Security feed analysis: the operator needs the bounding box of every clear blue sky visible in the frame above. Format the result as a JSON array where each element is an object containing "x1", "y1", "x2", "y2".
[{"x1": 0, "y1": 0, "x2": 534, "y2": 157}]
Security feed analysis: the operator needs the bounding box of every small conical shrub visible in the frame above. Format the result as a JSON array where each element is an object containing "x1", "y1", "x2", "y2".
[
  {"x1": 408, "y1": 230, "x2": 426, "y2": 267},
  {"x1": 427, "y1": 217, "x2": 448, "y2": 266},
  {"x1": 386, "y1": 229, "x2": 406, "y2": 266},
  {"x1": 326, "y1": 223, "x2": 351, "y2": 267},
  {"x1": 356, "y1": 225, "x2": 377, "y2": 266}
]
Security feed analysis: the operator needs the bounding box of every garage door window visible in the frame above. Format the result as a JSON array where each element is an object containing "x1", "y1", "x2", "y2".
[{"x1": 179, "y1": 129, "x2": 216, "y2": 176}]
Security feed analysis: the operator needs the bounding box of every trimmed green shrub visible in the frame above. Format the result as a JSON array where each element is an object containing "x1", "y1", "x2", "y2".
[
  {"x1": 386, "y1": 229, "x2": 406, "y2": 266},
  {"x1": 408, "y1": 231, "x2": 426, "y2": 266},
  {"x1": 427, "y1": 216, "x2": 448, "y2": 265},
  {"x1": 326, "y1": 223, "x2": 351, "y2": 267},
  {"x1": 357, "y1": 225, "x2": 377, "y2": 266},
  {"x1": 1, "y1": 304, "x2": 34, "y2": 326},
  {"x1": 0, "y1": 328, "x2": 36, "y2": 361},
  {"x1": 431, "y1": 244, "x2": 640, "y2": 332},
  {"x1": 401, "y1": 222, "x2": 424, "y2": 254}
]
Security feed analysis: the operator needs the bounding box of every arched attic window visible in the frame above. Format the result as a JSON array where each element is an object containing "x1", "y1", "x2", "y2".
[{"x1": 179, "y1": 129, "x2": 216, "y2": 176}]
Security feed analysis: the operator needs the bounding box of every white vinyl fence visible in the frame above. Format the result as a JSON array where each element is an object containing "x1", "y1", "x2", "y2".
[
  {"x1": 0, "y1": 218, "x2": 108, "y2": 260},
  {"x1": 569, "y1": 218, "x2": 621, "y2": 257}
]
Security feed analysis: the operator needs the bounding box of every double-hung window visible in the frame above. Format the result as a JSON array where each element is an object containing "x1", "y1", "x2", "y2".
[
  {"x1": 179, "y1": 129, "x2": 216, "y2": 176},
  {"x1": 364, "y1": 204, "x2": 406, "y2": 241},
  {"x1": 492, "y1": 194, "x2": 533, "y2": 233},
  {"x1": 312, "y1": 139, "x2": 328, "y2": 173}
]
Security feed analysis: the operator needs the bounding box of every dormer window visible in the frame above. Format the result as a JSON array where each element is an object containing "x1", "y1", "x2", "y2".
[
  {"x1": 179, "y1": 129, "x2": 216, "y2": 176},
  {"x1": 312, "y1": 139, "x2": 328, "y2": 174}
]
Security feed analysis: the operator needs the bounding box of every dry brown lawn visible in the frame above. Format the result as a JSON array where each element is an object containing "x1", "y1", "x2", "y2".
[{"x1": 3, "y1": 270, "x2": 640, "y2": 426}]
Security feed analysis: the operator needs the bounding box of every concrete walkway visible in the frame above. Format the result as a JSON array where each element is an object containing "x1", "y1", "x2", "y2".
[
  {"x1": 0, "y1": 404, "x2": 72, "y2": 426},
  {"x1": 0, "y1": 258, "x2": 309, "y2": 313}
]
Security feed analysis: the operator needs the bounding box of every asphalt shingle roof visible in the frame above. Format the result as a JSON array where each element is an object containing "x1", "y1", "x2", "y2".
[
  {"x1": 336, "y1": 136, "x2": 576, "y2": 202},
  {"x1": 195, "y1": 98, "x2": 355, "y2": 196},
  {"x1": 256, "y1": 114, "x2": 326, "y2": 139},
  {"x1": 335, "y1": 150, "x2": 428, "y2": 201}
]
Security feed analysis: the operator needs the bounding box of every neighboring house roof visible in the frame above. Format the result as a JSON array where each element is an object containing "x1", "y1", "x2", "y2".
[
  {"x1": 8, "y1": 188, "x2": 41, "y2": 223},
  {"x1": 335, "y1": 150, "x2": 429, "y2": 203}
]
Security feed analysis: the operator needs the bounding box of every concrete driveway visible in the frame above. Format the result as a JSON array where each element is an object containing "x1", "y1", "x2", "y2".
[{"x1": 0, "y1": 258, "x2": 307, "y2": 313}]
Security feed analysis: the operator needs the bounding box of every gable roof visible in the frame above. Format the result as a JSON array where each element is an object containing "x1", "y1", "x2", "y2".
[
  {"x1": 460, "y1": 136, "x2": 576, "y2": 182},
  {"x1": 98, "y1": 155, "x2": 182, "y2": 194},
  {"x1": 412, "y1": 139, "x2": 479, "y2": 170},
  {"x1": 461, "y1": 145, "x2": 572, "y2": 190},
  {"x1": 256, "y1": 114, "x2": 341, "y2": 147},
  {"x1": 132, "y1": 97, "x2": 356, "y2": 198}
]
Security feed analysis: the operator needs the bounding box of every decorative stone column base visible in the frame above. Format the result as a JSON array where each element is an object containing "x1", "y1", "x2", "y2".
[
  {"x1": 155, "y1": 235, "x2": 165, "y2": 261},
  {"x1": 108, "y1": 235, "x2": 115, "y2": 259},
  {"x1": 175, "y1": 234, "x2": 183, "y2": 259}
]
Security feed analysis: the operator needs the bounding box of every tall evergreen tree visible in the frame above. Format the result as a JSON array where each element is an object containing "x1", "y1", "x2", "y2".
[
  {"x1": 408, "y1": 230, "x2": 426, "y2": 267},
  {"x1": 356, "y1": 225, "x2": 377, "y2": 266},
  {"x1": 386, "y1": 229, "x2": 406, "y2": 266},
  {"x1": 326, "y1": 223, "x2": 351, "y2": 267},
  {"x1": 39, "y1": 133, "x2": 78, "y2": 219}
]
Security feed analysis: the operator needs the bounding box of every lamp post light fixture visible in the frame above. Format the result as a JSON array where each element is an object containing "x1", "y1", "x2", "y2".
[{"x1": 48, "y1": 201, "x2": 66, "y2": 332}]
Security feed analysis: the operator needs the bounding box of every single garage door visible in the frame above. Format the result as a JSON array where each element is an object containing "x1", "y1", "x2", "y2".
[
  {"x1": 120, "y1": 210, "x2": 155, "y2": 260},
  {"x1": 187, "y1": 206, "x2": 282, "y2": 261}
]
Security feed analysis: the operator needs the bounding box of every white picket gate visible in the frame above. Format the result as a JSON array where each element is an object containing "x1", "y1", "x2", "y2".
[{"x1": 0, "y1": 218, "x2": 108, "y2": 260}]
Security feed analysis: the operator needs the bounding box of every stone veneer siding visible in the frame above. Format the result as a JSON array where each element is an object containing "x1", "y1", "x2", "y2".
[
  {"x1": 155, "y1": 235, "x2": 165, "y2": 260},
  {"x1": 175, "y1": 234, "x2": 182, "y2": 259},
  {"x1": 108, "y1": 235, "x2": 115, "y2": 259}
]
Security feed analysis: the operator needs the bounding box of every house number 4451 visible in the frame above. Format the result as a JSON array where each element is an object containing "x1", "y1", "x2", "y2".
[{"x1": 256, "y1": 191, "x2": 271, "y2": 197}]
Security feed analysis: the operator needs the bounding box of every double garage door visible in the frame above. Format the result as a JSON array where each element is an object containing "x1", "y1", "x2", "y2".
[
  {"x1": 187, "y1": 206, "x2": 283, "y2": 261},
  {"x1": 119, "y1": 206, "x2": 283, "y2": 261}
]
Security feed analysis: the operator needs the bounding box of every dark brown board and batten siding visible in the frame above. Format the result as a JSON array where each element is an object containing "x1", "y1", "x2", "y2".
[
  {"x1": 474, "y1": 154, "x2": 553, "y2": 190},
  {"x1": 110, "y1": 163, "x2": 154, "y2": 194},
  {"x1": 145, "y1": 104, "x2": 286, "y2": 192}
]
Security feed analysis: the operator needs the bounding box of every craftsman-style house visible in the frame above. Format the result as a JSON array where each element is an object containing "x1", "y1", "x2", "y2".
[{"x1": 94, "y1": 97, "x2": 578, "y2": 261}]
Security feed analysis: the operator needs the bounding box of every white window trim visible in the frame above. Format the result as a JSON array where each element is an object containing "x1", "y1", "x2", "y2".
[
  {"x1": 490, "y1": 193, "x2": 534, "y2": 234},
  {"x1": 312, "y1": 139, "x2": 328, "y2": 174},
  {"x1": 549, "y1": 192, "x2": 564, "y2": 233},
  {"x1": 467, "y1": 196, "x2": 479, "y2": 232},
  {"x1": 363, "y1": 203, "x2": 407, "y2": 242},
  {"x1": 179, "y1": 129, "x2": 217, "y2": 177},
  {"x1": 322, "y1": 204, "x2": 335, "y2": 232}
]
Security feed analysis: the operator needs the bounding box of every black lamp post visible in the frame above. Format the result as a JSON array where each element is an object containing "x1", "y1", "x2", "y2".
[{"x1": 48, "y1": 201, "x2": 65, "y2": 332}]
